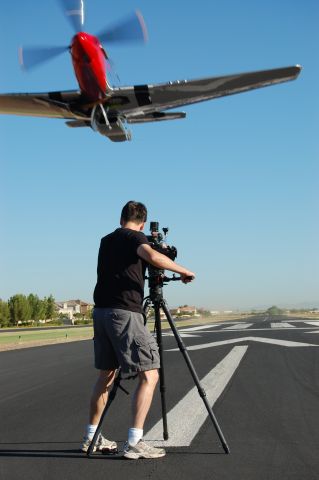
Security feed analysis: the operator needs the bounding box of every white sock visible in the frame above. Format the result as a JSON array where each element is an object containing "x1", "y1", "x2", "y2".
[
  {"x1": 128, "y1": 427, "x2": 143, "y2": 446},
  {"x1": 86, "y1": 424, "x2": 98, "y2": 440}
]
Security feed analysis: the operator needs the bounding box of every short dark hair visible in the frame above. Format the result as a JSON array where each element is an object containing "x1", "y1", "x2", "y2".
[{"x1": 121, "y1": 201, "x2": 147, "y2": 224}]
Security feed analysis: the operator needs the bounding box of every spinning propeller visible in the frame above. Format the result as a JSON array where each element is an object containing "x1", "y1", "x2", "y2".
[{"x1": 19, "y1": 0, "x2": 148, "y2": 71}]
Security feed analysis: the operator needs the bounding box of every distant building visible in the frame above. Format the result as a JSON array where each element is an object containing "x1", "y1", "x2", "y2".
[
  {"x1": 170, "y1": 306, "x2": 197, "y2": 316},
  {"x1": 55, "y1": 299, "x2": 93, "y2": 321}
]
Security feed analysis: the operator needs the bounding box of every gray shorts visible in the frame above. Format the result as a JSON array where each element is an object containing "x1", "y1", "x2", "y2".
[{"x1": 93, "y1": 307, "x2": 160, "y2": 374}]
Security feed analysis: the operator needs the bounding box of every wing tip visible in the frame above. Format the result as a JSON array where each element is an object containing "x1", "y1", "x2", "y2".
[{"x1": 288, "y1": 64, "x2": 302, "y2": 78}]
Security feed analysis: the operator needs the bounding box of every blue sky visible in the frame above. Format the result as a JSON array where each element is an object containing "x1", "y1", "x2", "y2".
[{"x1": 1, "y1": 0, "x2": 318, "y2": 310}]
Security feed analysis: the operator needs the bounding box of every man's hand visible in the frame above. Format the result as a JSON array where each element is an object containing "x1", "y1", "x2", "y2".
[
  {"x1": 180, "y1": 272, "x2": 195, "y2": 284},
  {"x1": 137, "y1": 244, "x2": 195, "y2": 282}
]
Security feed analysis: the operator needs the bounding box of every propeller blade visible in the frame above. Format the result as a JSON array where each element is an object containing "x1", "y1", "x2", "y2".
[
  {"x1": 19, "y1": 46, "x2": 68, "y2": 71},
  {"x1": 106, "y1": 58, "x2": 114, "y2": 72},
  {"x1": 106, "y1": 58, "x2": 121, "y2": 85},
  {"x1": 96, "y1": 10, "x2": 148, "y2": 45},
  {"x1": 58, "y1": 0, "x2": 85, "y2": 33}
]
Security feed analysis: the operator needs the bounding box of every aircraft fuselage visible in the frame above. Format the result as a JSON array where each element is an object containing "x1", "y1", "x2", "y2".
[{"x1": 71, "y1": 32, "x2": 109, "y2": 100}]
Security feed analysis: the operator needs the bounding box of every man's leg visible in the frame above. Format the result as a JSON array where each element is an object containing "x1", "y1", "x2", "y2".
[
  {"x1": 126, "y1": 369, "x2": 159, "y2": 447},
  {"x1": 132, "y1": 369, "x2": 159, "y2": 428},
  {"x1": 124, "y1": 368, "x2": 165, "y2": 458},
  {"x1": 89, "y1": 369, "x2": 117, "y2": 425},
  {"x1": 82, "y1": 369, "x2": 117, "y2": 452}
]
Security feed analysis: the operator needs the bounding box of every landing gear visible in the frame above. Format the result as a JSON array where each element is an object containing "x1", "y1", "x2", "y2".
[
  {"x1": 90, "y1": 103, "x2": 132, "y2": 142},
  {"x1": 91, "y1": 103, "x2": 111, "y2": 131}
]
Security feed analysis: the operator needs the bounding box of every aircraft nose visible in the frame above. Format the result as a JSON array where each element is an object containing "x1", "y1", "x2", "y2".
[
  {"x1": 77, "y1": 32, "x2": 89, "y2": 43},
  {"x1": 71, "y1": 33, "x2": 90, "y2": 60},
  {"x1": 73, "y1": 32, "x2": 89, "y2": 48}
]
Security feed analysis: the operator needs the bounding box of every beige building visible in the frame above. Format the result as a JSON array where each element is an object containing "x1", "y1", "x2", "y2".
[{"x1": 56, "y1": 299, "x2": 93, "y2": 321}]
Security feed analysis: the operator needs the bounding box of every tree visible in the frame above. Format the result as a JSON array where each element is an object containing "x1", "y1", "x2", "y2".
[
  {"x1": 27, "y1": 294, "x2": 46, "y2": 322},
  {"x1": 0, "y1": 299, "x2": 10, "y2": 328},
  {"x1": 266, "y1": 306, "x2": 283, "y2": 315},
  {"x1": 197, "y1": 308, "x2": 211, "y2": 318},
  {"x1": 45, "y1": 294, "x2": 56, "y2": 321},
  {"x1": 8, "y1": 294, "x2": 31, "y2": 325},
  {"x1": 85, "y1": 308, "x2": 93, "y2": 320}
]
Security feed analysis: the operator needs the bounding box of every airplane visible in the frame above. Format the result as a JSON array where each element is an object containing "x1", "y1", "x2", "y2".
[{"x1": 0, "y1": 1, "x2": 301, "y2": 142}]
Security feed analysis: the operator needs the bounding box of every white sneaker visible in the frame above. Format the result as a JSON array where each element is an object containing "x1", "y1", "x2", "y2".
[
  {"x1": 81, "y1": 434, "x2": 118, "y2": 454},
  {"x1": 123, "y1": 440, "x2": 166, "y2": 459}
]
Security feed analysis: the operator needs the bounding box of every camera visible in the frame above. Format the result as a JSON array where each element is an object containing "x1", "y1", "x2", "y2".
[
  {"x1": 146, "y1": 221, "x2": 177, "y2": 261},
  {"x1": 145, "y1": 221, "x2": 177, "y2": 297}
]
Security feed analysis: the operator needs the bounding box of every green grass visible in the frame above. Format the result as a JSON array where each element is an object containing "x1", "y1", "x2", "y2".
[{"x1": 0, "y1": 326, "x2": 94, "y2": 345}]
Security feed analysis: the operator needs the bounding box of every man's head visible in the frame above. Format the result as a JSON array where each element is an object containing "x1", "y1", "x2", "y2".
[{"x1": 120, "y1": 201, "x2": 147, "y2": 231}]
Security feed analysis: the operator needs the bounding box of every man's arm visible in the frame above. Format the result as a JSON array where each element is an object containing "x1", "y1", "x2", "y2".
[{"x1": 137, "y1": 244, "x2": 195, "y2": 283}]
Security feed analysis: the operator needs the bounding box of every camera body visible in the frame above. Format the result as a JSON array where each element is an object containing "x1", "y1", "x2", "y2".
[
  {"x1": 145, "y1": 221, "x2": 177, "y2": 296},
  {"x1": 146, "y1": 221, "x2": 177, "y2": 261}
]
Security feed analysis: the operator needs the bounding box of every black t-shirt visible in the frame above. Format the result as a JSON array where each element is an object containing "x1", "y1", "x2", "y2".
[{"x1": 93, "y1": 228, "x2": 150, "y2": 313}]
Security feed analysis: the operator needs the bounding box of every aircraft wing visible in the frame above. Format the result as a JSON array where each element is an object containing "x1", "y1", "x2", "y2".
[
  {"x1": 0, "y1": 90, "x2": 84, "y2": 119},
  {"x1": 0, "y1": 66, "x2": 301, "y2": 142},
  {"x1": 108, "y1": 66, "x2": 302, "y2": 120}
]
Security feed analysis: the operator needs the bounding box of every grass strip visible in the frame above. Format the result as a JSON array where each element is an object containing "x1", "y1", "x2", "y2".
[{"x1": 0, "y1": 327, "x2": 94, "y2": 345}]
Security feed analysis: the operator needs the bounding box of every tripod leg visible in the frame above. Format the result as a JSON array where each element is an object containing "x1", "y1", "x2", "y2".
[
  {"x1": 154, "y1": 304, "x2": 169, "y2": 440},
  {"x1": 161, "y1": 301, "x2": 230, "y2": 454},
  {"x1": 87, "y1": 369, "x2": 124, "y2": 457},
  {"x1": 143, "y1": 297, "x2": 152, "y2": 323}
]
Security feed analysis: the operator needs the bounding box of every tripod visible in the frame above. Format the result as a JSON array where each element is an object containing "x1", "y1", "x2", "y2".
[
  {"x1": 87, "y1": 273, "x2": 230, "y2": 456},
  {"x1": 143, "y1": 272, "x2": 230, "y2": 453}
]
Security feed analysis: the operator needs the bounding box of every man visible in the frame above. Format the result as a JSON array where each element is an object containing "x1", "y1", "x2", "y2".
[{"x1": 82, "y1": 201, "x2": 195, "y2": 459}]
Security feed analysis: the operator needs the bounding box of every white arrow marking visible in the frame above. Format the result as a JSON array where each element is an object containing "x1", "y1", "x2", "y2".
[
  {"x1": 306, "y1": 330, "x2": 319, "y2": 334},
  {"x1": 271, "y1": 322, "x2": 296, "y2": 328},
  {"x1": 144, "y1": 346, "x2": 247, "y2": 447},
  {"x1": 224, "y1": 323, "x2": 253, "y2": 330},
  {"x1": 304, "y1": 322, "x2": 319, "y2": 327},
  {"x1": 166, "y1": 336, "x2": 318, "y2": 351}
]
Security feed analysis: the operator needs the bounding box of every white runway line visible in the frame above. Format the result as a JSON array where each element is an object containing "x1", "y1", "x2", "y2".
[
  {"x1": 179, "y1": 324, "x2": 220, "y2": 332},
  {"x1": 223, "y1": 323, "x2": 253, "y2": 330},
  {"x1": 270, "y1": 322, "x2": 296, "y2": 328},
  {"x1": 304, "y1": 322, "x2": 319, "y2": 327},
  {"x1": 162, "y1": 332, "x2": 201, "y2": 338},
  {"x1": 144, "y1": 346, "x2": 248, "y2": 447}
]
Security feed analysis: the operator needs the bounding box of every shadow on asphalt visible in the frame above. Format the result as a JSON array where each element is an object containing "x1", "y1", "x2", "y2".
[{"x1": 0, "y1": 443, "x2": 224, "y2": 459}]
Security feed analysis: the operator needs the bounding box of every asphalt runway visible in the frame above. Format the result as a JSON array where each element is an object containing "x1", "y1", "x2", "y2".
[{"x1": 1, "y1": 314, "x2": 318, "y2": 480}]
